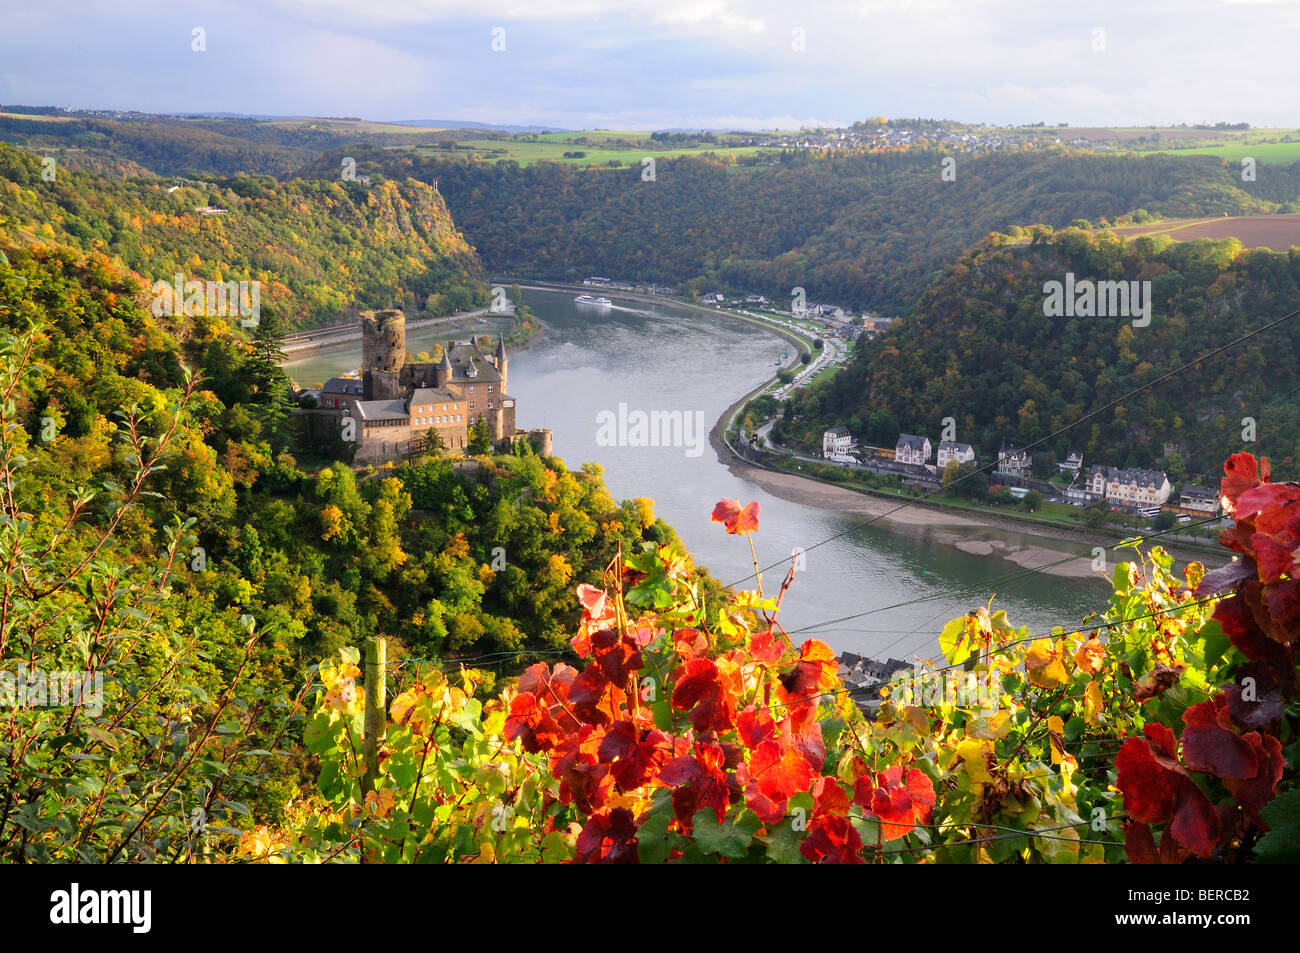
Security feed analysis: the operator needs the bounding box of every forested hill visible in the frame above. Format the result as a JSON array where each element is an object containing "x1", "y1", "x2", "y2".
[
  {"x1": 782, "y1": 228, "x2": 1300, "y2": 480},
  {"x1": 334, "y1": 147, "x2": 1300, "y2": 315},
  {"x1": 0, "y1": 143, "x2": 488, "y2": 329}
]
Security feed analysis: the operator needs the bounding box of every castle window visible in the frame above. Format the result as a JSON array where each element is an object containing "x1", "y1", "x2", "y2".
[
  {"x1": 469, "y1": 385, "x2": 475, "y2": 393},
  {"x1": 488, "y1": 385, "x2": 494, "y2": 393}
]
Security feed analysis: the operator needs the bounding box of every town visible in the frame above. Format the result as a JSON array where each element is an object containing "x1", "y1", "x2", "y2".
[{"x1": 813, "y1": 427, "x2": 1222, "y2": 523}]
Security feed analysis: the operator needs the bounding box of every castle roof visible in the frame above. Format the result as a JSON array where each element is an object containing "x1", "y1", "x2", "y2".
[
  {"x1": 353, "y1": 399, "x2": 409, "y2": 422},
  {"x1": 410, "y1": 387, "x2": 460, "y2": 405},
  {"x1": 321, "y1": 377, "x2": 364, "y2": 396},
  {"x1": 445, "y1": 341, "x2": 502, "y2": 383}
]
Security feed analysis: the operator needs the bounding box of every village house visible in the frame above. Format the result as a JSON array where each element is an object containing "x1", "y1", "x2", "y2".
[
  {"x1": 1178, "y1": 485, "x2": 1221, "y2": 515},
  {"x1": 936, "y1": 440, "x2": 975, "y2": 469},
  {"x1": 1059, "y1": 450, "x2": 1084, "y2": 475},
  {"x1": 823, "y1": 426, "x2": 855, "y2": 459},
  {"x1": 896, "y1": 433, "x2": 932, "y2": 466},
  {"x1": 996, "y1": 441, "x2": 1032, "y2": 478},
  {"x1": 1087, "y1": 465, "x2": 1115, "y2": 499}
]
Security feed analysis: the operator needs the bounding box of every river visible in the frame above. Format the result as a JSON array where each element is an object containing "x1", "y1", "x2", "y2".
[{"x1": 285, "y1": 289, "x2": 1117, "y2": 663}]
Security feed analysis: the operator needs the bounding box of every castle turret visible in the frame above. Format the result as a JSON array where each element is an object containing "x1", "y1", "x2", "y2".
[
  {"x1": 495, "y1": 338, "x2": 507, "y2": 390},
  {"x1": 361, "y1": 309, "x2": 406, "y2": 401},
  {"x1": 435, "y1": 347, "x2": 451, "y2": 388}
]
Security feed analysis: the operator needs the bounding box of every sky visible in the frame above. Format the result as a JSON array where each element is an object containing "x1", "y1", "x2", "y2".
[{"x1": 1, "y1": 0, "x2": 1298, "y2": 130}]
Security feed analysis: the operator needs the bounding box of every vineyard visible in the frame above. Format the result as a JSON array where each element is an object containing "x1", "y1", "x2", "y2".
[{"x1": 250, "y1": 466, "x2": 1298, "y2": 863}]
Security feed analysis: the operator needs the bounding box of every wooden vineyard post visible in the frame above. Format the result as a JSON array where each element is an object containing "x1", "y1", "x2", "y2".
[{"x1": 364, "y1": 636, "x2": 387, "y2": 793}]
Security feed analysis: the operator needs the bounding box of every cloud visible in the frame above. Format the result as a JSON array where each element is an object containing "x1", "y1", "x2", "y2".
[{"x1": 2, "y1": 0, "x2": 1299, "y2": 128}]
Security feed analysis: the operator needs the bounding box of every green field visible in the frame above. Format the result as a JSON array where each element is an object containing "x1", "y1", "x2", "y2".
[
  {"x1": 404, "y1": 131, "x2": 781, "y2": 166},
  {"x1": 1138, "y1": 139, "x2": 1300, "y2": 163}
]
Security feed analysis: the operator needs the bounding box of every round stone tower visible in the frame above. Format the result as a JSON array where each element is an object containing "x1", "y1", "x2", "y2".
[
  {"x1": 362, "y1": 309, "x2": 406, "y2": 401},
  {"x1": 528, "y1": 428, "x2": 554, "y2": 457}
]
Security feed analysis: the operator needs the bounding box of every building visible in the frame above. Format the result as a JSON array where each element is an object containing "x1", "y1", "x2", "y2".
[
  {"x1": 1178, "y1": 485, "x2": 1221, "y2": 515},
  {"x1": 1059, "y1": 450, "x2": 1084, "y2": 475},
  {"x1": 1103, "y1": 468, "x2": 1172, "y2": 508},
  {"x1": 316, "y1": 309, "x2": 526, "y2": 464},
  {"x1": 318, "y1": 376, "x2": 364, "y2": 408},
  {"x1": 936, "y1": 440, "x2": 975, "y2": 470},
  {"x1": 823, "y1": 426, "x2": 854, "y2": 458},
  {"x1": 996, "y1": 442, "x2": 1032, "y2": 478},
  {"x1": 896, "y1": 434, "x2": 932, "y2": 466},
  {"x1": 1087, "y1": 465, "x2": 1116, "y2": 499}
]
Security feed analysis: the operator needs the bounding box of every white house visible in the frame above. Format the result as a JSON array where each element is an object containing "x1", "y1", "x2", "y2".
[
  {"x1": 823, "y1": 426, "x2": 854, "y2": 458},
  {"x1": 936, "y1": 441, "x2": 975, "y2": 470},
  {"x1": 896, "y1": 434, "x2": 932, "y2": 466},
  {"x1": 1059, "y1": 450, "x2": 1084, "y2": 475},
  {"x1": 1087, "y1": 465, "x2": 1115, "y2": 499},
  {"x1": 1104, "y1": 468, "x2": 1173, "y2": 507}
]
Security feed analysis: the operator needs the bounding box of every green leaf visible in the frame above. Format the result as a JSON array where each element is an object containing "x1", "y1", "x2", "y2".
[
  {"x1": 1254, "y1": 790, "x2": 1300, "y2": 863},
  {"x1": 1194, "y1": 619, "x2": 1229, "y2": 671},
  {"x1": 939, "y1": 616, "x2": 972, "y2": 667},
  {"x1": 691, "y1": 809, "x2": 761, "y2": 859},
  {"x1": 637, "y1": 790, "x2": 677, "y2": 864},
  {"x1": 759, "y1": 821, "x2": 807, "y2": 864}
]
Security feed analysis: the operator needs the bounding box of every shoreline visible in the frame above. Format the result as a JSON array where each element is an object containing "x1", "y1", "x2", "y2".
[{"x1": 501, "y1": 277, "x2": 1228, "y2": 581}]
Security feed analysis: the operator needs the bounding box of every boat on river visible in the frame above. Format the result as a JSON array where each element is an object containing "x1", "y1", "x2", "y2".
[{"x1": 575, "y1": 294, "x2": 613, "y2": 308}]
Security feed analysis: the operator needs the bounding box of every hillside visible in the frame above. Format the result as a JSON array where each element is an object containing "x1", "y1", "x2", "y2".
[
  {"x1": 780, "y1": 228, "x2": 1300, "y2": 480},
  {"x1": 0, "y1": 235, "x2": 738, "y2": 859},
  {"x1": 0, "y1": 143, "x2": 487, "y2": 329},
  {"x1": 346, "y1": 146, "x2": 1300, "y2": 315}
]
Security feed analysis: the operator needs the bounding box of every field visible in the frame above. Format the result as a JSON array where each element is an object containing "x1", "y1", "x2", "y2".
[
  {"x1": 1109, "y1": 213, "x2": 1300, "y2": 250},
  {"x1": 1138, "y1": 140, "x2": 1300, "y2": 163},
  {"x1": 404, "y1": 130, "x2": 779, "y2": 166}
]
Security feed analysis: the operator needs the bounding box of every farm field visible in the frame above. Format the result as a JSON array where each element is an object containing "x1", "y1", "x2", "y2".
[
  {"x1": 1109, "y1": 213, "x2": 1300, "y2": 249},
  {"x1": 404, "y1": 136, "x2": 776, "y2": 166},
  {"x1": 1138, "y1": 139, "x2": 1300, "y2": 163}
]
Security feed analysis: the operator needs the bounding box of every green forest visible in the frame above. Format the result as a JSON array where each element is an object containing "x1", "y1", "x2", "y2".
[
  {"x1": 0, "y1": 144, "x2": 487, "y2": 330},
  {"x1": 356, "y1": 146, "x2": 1300, "y2": 315},
  {"x1": 775, "y1": 228, "x2": 1300, "y2": 481}
]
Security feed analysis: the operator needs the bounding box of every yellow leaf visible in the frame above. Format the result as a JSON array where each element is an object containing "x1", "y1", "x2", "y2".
[
  {"x1": 1084, "y1": 680, "x2": 1104, "y2": 724},
  {"x1": 968, "y1": 709, "x2": 1012, "y2": 740},
  {"x1": 1025, "y1": 638, "x2": 1069, "y2": 689},
  {"x1": 1047, "y1": 715, "x2": 1065, "y2": 765},
  {"x1": 950, "y1": 738, "x2": 993, "y2": 784},
  {"x1": 390, "y1": 689, "x2": 418, "y2": 726}
]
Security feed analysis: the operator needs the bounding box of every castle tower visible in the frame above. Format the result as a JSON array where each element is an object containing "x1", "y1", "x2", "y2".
[
  {"x1": 495, "y1": 338, "x2": 508, "y2": 391},
  {"x1": 528, "y1": 428, "x2": 553, "y2": 457},
  {"x1": 361, "y1": 309, "x2": 406, "y2": 401}
]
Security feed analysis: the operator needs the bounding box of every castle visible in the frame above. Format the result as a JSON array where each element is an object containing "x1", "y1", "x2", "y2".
[{"x1": 313, "y1": 309, "x2": 551, "y2": 464}]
